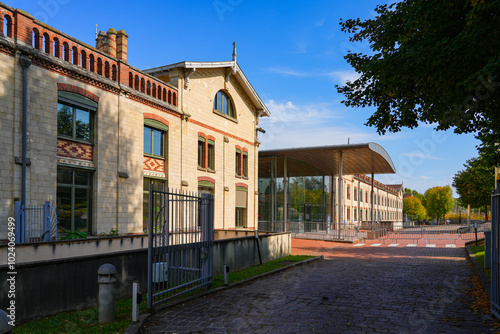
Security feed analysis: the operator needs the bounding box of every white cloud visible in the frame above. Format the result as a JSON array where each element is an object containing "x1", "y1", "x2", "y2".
[
  {"x1": 265, "y1": 67, "x2": 360, "y2": 86},
  {"x1": 327, "y1": 70, "x2": 360, "y2": 85}
]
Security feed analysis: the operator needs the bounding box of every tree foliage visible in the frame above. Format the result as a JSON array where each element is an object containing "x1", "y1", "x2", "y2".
[
  {"x1": 452, "y1": 155, "x2": 494, "y2": 210},
  {"x1": 404, "y1": 187, "x2": 425, "y2": 206},
  {"x1": 424, "y1": 185, "x2": 454, "y2": 222},
  {"x1": 403, "y1": 196, "x2": 426, "y2": 218},
  {"x1": 338, "y1": 0, "x2": 500, "y2": 164}
]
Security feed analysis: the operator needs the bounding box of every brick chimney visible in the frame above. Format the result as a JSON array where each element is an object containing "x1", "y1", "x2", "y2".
[
  {"x1": 116, "y1": 30, "x2": 128, "y2": 62},
  {"x1": 96, "y1": 30, "x2": 106, "y2": 52},
  {"x1": 106, "y1": 28, "x2": 117, "y2": 58}
]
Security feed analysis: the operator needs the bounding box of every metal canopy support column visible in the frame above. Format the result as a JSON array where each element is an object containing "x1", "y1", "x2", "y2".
[
  {"x1": 338, "y1": 152, "x2": 343, "y2": 239},
  {"x1": 283, "y1": 155, "x2": 288, "y2": 232},
  {"x1": 328, "y1": 175, "x2": 333, "y2": 234},
  {"x1": 371, "y1": 172, "x2": 375, "y2": 227}
]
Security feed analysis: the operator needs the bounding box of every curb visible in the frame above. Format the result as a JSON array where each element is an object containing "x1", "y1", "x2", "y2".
[
  {"x1": 464, "y1": 241, "x2": 491, "y2": 300},
  {"x1": 124, "y1": 255, "x2": 324, "y2": 334}
]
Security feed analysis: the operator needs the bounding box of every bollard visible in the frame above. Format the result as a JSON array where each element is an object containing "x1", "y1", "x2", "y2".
[
  {"x1": 0, "y1": 310, "x2": 13, "y2": 334},
  {"x1": 97, "y1": 263, "x2": 118, "y2": 323},
  {"x1": 223, "y1": 264, "x2": 230, "y2": 286},
  {"x1": 132, "y1": 281, "x2": 142, "y2": 323}
]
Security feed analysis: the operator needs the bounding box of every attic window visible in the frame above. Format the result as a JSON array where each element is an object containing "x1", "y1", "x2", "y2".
[{"x1": 213, "y1": 90, "x2": 235, "y2": 118}]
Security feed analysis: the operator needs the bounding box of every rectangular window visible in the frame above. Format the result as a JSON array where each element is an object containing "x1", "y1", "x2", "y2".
[
  {"x1": 235, "y1": 189, "x2": 247, "y2": 228},
  {"x1": 354, "y1": 187, "x2": 357, "y2": 201},
  {"x1": 198, "y1": 137, "x2": 206, "y2": 168},
  {"x1": 57, "y1": 168, "x2": 92, "y2": 233},
  {"x1": 207, "y1": 140, "x2": 215, "y2": 170},
  {"x1": 144, "y1": 126, "x2": 164, "y2": 158},
  {"x1": 57, "y1": 102, "x2": 92, "y2": 142},
  {"x1": 354, "y1": 207, "x2": 357, "y2": 220},
  {"x1": 347, "y1": 185, "x2": 350, "y2": 200},
  {"x1": 143, "y1": 177, "x2": 166, "y2": 231},
  {"x1": 236, "y1": 149, "x2": 242, "y2": 176},
  {"x1": 347, "y1": 207, "x2": 350, "y2": 220},
  {"x1": 242, "y1": 151, "x2": 248, "y2": 177}
]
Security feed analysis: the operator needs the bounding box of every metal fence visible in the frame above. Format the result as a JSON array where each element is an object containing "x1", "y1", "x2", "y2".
[
  {"x1": 383, "y1": 226, "x2": 487, "y2": 245},
  {"x1": 147, "y1": 187, "x2": 213, "y2": 310},
  {"x1": 492, "y1": 186, "x2": 500, "y2": 319},
  {"x1": 14, "y1": 201, "x2": 58, "y2": 243}
]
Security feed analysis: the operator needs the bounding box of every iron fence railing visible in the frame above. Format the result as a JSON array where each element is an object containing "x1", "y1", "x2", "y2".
[
  {"x1": 14, "y1": 201, "x2": 57, "y2": 243},
  {"x1": 492, "y1": 186, "x2": 500, "y2": 319}
]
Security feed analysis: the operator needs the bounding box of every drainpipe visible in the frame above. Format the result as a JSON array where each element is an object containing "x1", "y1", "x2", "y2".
[{"x1": 20, "y1": 55, "x2": 31, "y2": 221}]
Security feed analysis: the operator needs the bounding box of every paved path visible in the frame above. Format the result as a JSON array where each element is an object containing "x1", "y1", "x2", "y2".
[{"x1": 141, "y1": 240, "x2": 496, "y2": 333}]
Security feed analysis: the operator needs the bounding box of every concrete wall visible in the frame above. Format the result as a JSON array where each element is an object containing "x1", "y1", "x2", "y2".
[{"x1": 0, "y1": 232, "x2": 290, "y2": 322}]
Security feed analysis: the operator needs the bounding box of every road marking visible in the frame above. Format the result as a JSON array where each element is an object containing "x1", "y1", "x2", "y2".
[
  {"x1": 370, "y1": 243, "x2": 382, "y2": 247},
  {"x1": 406, "y1": 244, "x2": 417, "y2": 247},
  {"x1": 388, "y1": 244, "x2": 399, "y2": 247},
  {"x1": 445, "y1": 244, "x2": 456, "y2": 248},
  {"x1": 353, "y1": 243, "x2": 365, "y2": 247},
  {"x1": 426, "y1": 244, "x2": 436, "y2": 248}
]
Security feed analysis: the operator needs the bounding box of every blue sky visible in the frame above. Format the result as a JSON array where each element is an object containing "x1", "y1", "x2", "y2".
[{"x1": 14, "y1": 0, "x2": 480, "y2": 195}]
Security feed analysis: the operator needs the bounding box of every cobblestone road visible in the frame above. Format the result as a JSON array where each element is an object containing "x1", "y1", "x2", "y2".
[{"x1": 141, "y1": 240, "x2": 496, "y2": 333}]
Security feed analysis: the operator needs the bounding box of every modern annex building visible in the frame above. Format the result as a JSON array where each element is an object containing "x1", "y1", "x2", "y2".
[{"x1": 0, "y1": 3, "x2": 269, "y2": 242}]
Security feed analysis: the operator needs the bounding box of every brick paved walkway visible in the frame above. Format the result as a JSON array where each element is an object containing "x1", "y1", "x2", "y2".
[{"x1": 141, "y1": 239, "x2": 496, "y2": 334}]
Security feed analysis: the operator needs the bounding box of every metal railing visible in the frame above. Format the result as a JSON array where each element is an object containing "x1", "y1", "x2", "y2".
[
  {"x1": 492, "y1": 186, "x2": 500, "y2": 319},
  {"x1": 147, "y1": 188, "x2": 213, "y2": 310},
  {"x1": 14, "y1": 201, "x2": 58, "y2": 243}
]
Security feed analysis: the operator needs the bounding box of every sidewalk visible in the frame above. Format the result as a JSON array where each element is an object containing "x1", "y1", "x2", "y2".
[{"x1": 140, "y1": 239, "x2": 497, "y2": 333}]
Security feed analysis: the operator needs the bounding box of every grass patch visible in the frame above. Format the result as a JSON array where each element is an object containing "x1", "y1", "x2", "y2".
[
  {"x1": 14, "y1": 255, "x2": 314, "y2": 334},
  {"x1": 470, "y1": 243, "x2": 491, "y2": 279}
]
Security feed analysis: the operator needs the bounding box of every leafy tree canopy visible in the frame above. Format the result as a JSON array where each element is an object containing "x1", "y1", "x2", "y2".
[
  {"x1": 424, "y1": 185, "x2": 454, "y2": 222},
  {"x1": 403, "y1": 196, "x2": 426, "y2": 218},
  {"x1": 404, "y1": 187, "x2": 425, "y2": 205},
  {"x1": 452, "y1": 155, "x2": 494, "y2": 210},
  {"x1": 338, "y1": 0, "x2": 500, "y2": 164}
]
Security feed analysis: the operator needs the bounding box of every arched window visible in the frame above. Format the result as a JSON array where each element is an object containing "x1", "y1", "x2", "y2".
[
  {"x1": 63, "y1": 42, "x2": 70, "y2": 61},
  {"x1": 129, "y1": 72, "x2": 133, "y2": 87},
  {"x1": 53, "y1": 37, "x2": 60, "y2": 58},
  {"x1": 80, "y1": 50, "x2": 87, "y2": 69},
  {"x1": 89, "y1": 54, "x2": 95, "y2": 72},
  {"x1": 43, "y1": 33, "x2": 50, "y2": 54},
  {"x1": 134, "y1": 75, "x2": 139, "y2": 90},
  {"x1": 140, "y1": 78, "x2": 145, "y2": 93},
  {"x1": 162, "y1": 88, "x2": 166, "y2": 102},
  {"x1": 173, "y1": 92, "x2": 177, "y2": 106},
  {"x1": 97, "y1": 58, "x2": 103, "y2": 75},
  {"x1": 104, "y1": 61, "x2": 110, "y2": 78},
  {"x1": 168, "y1": 90, "x2": 172, "y2": 104},
  {"x1": 213, "y1": 90, "x2": 234, "y2": 117},
  {"x1": 146, "y1": 81, "x2": 151, "y2": 95},
  {"x1": 112, "y1": 64, "x2": 117, "y2": 81},
  {"x1": 4, "y1": 15, "x2": 13, "y2": 38},
  {"x1": 32, "y1": 28, "x2": 41, "y2": 50},
  {"x1": 157, "y1": 86, "x2": 162, "y2": 100},
  {"x1": 152, "y1": 83, "x2": 156, "y2": 98},
  {"x1": 72, "y1": 47, "x2": 79, "y2": 65}
]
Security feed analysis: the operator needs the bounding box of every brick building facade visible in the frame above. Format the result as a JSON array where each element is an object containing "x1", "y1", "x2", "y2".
[{"x1": 0, "y1": 3, "x2": 269, "y2": 241}]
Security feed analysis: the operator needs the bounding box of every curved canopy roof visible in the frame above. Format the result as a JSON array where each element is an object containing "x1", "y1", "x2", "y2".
[{"x1": 259, "y1": 142, "x2": 396, "y2": 177}]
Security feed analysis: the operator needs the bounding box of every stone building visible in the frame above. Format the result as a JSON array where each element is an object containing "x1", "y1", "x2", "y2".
[{"x1": 0, "y1": 3, "x2": 269, "y2": 241}]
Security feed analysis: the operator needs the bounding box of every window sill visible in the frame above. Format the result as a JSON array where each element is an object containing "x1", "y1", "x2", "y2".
[
  {"x1": 235, "y1": 174, "x2": 242, "y2": 178},
  {"x1": 144, "y1": 154, "x2": 165, "y2": 160},
  {"x1": 207, "y1": 169, "x2": 216, "y2": 174},
  {"x1": 213, "y1": 109, "x2": 238, "y2": 124},
  {"x1": 57, "y1": 136, "x2": 93, "y2": 146},
  {"x1": 198, "y1": 166, "x2": 207, "y2": 172}
]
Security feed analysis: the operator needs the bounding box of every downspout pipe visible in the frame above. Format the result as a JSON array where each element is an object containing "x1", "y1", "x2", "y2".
[{"x1": 20, "y1": 55, "x2": 31, "y2": 241}]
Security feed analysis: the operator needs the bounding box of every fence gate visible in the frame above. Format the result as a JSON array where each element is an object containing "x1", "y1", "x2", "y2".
[
  {"x1": 147, "y1": 187, "x2": 213, "y2": 310},
  {"x1": 14, "y1": 201, "x2": 58, "y2": 243},
  {"x1": 492, "y1": 186, "x2": 500, "y2": 319}
]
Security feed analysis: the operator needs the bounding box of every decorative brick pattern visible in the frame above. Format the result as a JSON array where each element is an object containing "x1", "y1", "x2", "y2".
[
  {"x1": 189, "y1": 118, "x2": 254, "y2": 147},
  {"x1": 57, "y1": 139, "x2": 93, "y2": 161},
  {"x1": 144, "y1": 157, "x2": 165, "y2": 172},
  {"x1": 57, "y1": 83, "x2": 99, "y2": 103},
  {"x1": 144, "y1": 113, "x2": 170, "y2": 126},
  {"x1": 198, "y1": 176, "x2": 215, "y2": 184},
  {"x1": 235, "y1": 182, "x2": 248, "y2": 189}
]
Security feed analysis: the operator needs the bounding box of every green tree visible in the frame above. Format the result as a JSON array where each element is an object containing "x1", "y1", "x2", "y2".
[
  {"x1": 338, "y1": 0, "x2": 500, "y2": 164},
  {"x1": 452, "y1": 155, "x2": 494, "y2": 215},
  {"x1": 403, "y1": 196, "x2": 426, "y2": 219},
  {"x1": 424, "y1": 186, "x2": 454, "y2": 223}
]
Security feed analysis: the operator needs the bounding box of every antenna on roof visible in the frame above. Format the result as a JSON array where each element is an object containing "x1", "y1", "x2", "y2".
[{"x1": 95, "y1": 24, "x2": 98, "y2": 39}]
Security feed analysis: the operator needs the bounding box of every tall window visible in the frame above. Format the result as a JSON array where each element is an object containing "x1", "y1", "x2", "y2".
[
  {"x1": 57, "y1": 168, "x2": 92, "y2": 233},
  {"x1": 347, "y1": 185, "x2": 350, "y2": 200},
  {"x1": 207, "y1": 140, "x2": 215, "y2": 170},
  {"x1": 198, "y1": 137, "x2": 206, "y2": 168},
  {"x1": 213, "y1": 90, "x2": 235, "y2": 118},
  {"x1": 236, "y1": 149, "x2": 242, "y2": 176},
  {"x1": 144, "y1": 126, "x2": 164, "y2": 158},
  {"x1": 235, "y1": 188, "x2": 247, "y2": 228},
  {"x1": 57, "y1": 100, "x2": 94, "y2": 142},
  {"x1": 354, "y1": 187, "x2": 357, "y2": 201},
  {"x1": 143, "y1": 178, "x2": 166, "y2": 231},
  {"x1": 242, "y1": 151, "x2": 248, "y2": 177}
]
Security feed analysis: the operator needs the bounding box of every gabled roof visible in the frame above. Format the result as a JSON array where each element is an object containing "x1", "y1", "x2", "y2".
[{"x1": 143, "y1": 61, "x2": 270, "y2": 117}]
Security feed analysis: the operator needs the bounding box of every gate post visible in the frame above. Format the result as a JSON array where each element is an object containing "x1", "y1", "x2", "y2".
[
  {"x1": 43, "y1": 201, "x2": 50, "y2": 241},
  {"x1": 14, "y1": 201, "x2": 23, "y2": 243},
  {"x1": 147, "y1": 183, "x2": 154, "y2": 311}
]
